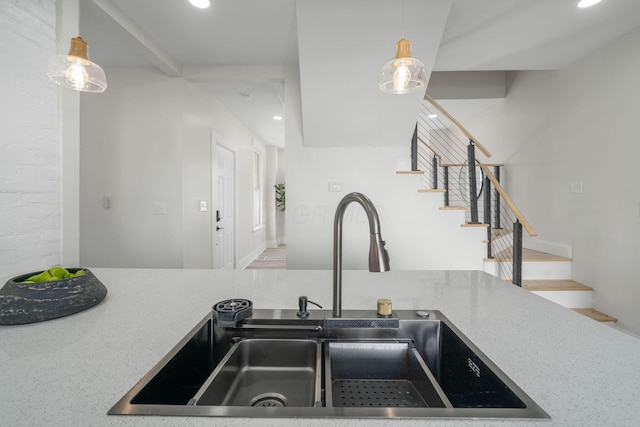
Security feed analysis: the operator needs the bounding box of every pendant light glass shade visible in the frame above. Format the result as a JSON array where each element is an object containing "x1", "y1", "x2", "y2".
[
  {"x1": 46, "y1": 37, "x2": 107, "y2": 93},
  {"x1": 379, "y1": 38, "x2": 425, "y2": 94}
]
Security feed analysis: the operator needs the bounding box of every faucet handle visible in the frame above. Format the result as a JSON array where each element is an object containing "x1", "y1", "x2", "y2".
[{"x1": 382, "y1": 240, "x2": 390, "y2": 265}]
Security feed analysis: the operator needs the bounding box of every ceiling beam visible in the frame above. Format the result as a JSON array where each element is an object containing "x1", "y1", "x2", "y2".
[
  {"x1": 90, "y1": 0, "x2": 182, "y2": 77},
  {"x1": 182, "y1": 65, "x2": 286, "y2": 84}
]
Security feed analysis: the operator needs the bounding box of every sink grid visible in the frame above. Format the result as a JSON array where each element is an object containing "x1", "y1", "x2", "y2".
[{"x1": 332, "y1": 379, "x2": 428, "y2": 407}]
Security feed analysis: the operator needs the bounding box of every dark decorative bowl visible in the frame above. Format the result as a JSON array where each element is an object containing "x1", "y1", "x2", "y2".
[{"x1": 0, "y1": 268, "x2": 107, "y2": 325}]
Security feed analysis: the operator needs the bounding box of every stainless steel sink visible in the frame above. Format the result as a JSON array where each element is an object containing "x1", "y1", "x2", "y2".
[
  {"x1": 109, "y1": 309, "x2": 549, "y2": 419},
  {"x1": 325, "y1": 341, "x2": 451, "y2": 409},
  {"x1": 193, "y1": 339, "x2": 321, "y2": 407}
]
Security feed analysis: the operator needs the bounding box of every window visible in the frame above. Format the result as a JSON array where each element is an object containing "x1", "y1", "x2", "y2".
[{"x1": 253, "y1": 150, "x2": 262, "y2": 229}]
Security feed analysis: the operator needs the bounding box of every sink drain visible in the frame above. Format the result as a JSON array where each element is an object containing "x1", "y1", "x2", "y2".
[{"x1": 249, "y1": 393, "x2": 288, "y2": 407}]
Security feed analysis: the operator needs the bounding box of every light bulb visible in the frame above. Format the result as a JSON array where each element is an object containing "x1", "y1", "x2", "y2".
[
  {"x1": 393, "y1": 64, "x2": 412, "y2": 93},
  {"x1": 66, "y1": 60, "x2": 89, "y2": 90}
]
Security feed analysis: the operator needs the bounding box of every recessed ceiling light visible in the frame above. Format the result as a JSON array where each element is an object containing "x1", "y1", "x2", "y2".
[
  {"x1": 273, "y1": 116, "x2": 283, "y2": 121},
  {"x1": 189, "y1": 0, "x2": 210, "y2": 9},
  {"x1": 577, "y1": 0, "x2": 602, "y2": 8},
  {"x1": 428, "y1": 114, "x2": 438, "y2": 119}
]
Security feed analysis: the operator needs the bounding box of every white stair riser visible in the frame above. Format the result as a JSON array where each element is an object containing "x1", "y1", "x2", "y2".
[
  {"x1": 523, "y1": 261, "x2": 572, "y2": 279},
  {"x1": 530, "y1": 290, "x2": 592, "y2": 309},
  {"x1": 483, "y1": 260, "x2": 572, "y2": 280},
  {"x1": 483, "y1": 262, "x2": 510, "y2": 280}
]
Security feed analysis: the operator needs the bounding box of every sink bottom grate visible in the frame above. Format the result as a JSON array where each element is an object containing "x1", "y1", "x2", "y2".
[
  {"x1": 332, "y1": 379, "x2": 428, "y2": 408},
  {"x1": 249, "y1": 393, "x2": 288, "y2": 407}
]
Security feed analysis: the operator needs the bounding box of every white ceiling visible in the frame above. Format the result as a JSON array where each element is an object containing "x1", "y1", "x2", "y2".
[{"x1": 79, "y1": 0, "x2": 640, "y2": 148}]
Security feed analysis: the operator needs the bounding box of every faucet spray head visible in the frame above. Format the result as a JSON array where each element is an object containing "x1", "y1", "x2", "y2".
[{"x1": 369, "y1": 233, "x2": 390, "y2": 272}]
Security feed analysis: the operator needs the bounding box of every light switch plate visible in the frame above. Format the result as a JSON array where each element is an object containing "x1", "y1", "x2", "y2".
[
  {"x1": 199, "y1": 200, "x2": 208, "y2": 212},
  {"x1": 570, "y1": 181, "x2": 583, "y2": 194},
  {"x1": 153, "y1": 202, "x2": 167, "y2": 215}
]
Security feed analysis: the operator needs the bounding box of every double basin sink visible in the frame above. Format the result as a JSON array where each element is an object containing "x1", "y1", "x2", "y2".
[{"x1": 109, "y1": 309, "x2": 549, "y2": 419}]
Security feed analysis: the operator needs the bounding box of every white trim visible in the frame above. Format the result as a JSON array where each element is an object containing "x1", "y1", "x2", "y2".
[
  {"x1": 252, "y1": 146, "x2": 265, "y2": 229},
  {"x1": 608, "y1": 324, "x2": 640, "y2": 338},
  {"x1": 237, "y1": 241, "x2": 267, "y2": 270}
]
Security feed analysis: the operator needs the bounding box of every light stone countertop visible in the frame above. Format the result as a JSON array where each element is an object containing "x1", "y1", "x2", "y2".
[{"x1": 1, "y1": 268, "x2": 639, "y2": 427}]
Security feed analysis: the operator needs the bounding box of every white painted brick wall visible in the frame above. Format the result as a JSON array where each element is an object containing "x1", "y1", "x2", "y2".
[{"x1": 0, "y1": 0, "x2": 60, "y2": 279}]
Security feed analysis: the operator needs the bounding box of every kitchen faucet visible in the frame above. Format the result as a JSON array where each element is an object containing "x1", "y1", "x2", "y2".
[{"x1": 332, "y1": 192, "x2": 390, "y2": 317}]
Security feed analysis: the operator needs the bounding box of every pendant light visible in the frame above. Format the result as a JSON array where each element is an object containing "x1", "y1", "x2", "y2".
[
  {"x1": 379, "y1": 0, "x2": 425, "y2": 94},
  {"x1": 46, "y1": 37, "x2": 107, "y2": 93},
  {"x1": 379, "y1": 38, "x2": 425, "y2": 94}
]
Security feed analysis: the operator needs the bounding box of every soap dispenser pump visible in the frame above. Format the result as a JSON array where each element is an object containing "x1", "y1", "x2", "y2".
[{"x1": 297, "y1": 296, "x2": 322, "y2": 318}]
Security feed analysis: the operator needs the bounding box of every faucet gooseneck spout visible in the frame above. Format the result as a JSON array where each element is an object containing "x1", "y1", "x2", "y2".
[{"x1": 333, "y1": 192, "x2": 390, "y2": 317}]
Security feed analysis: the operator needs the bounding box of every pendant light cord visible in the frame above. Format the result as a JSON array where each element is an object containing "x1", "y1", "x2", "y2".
[{"x1": 401, "y1": 0, "x2": 406, "y2": 39}]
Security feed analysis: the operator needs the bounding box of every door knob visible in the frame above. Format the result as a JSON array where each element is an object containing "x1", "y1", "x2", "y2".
[{"x1": 216, "y1": 226, "x2": 224, "y2": 231}]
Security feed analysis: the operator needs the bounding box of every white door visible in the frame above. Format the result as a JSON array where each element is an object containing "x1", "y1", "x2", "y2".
[{"x1": 212, "y1": 141, "x2": 236, "y2": 269}]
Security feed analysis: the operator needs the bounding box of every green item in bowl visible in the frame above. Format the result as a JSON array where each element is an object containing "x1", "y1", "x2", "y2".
[{"x1": 21, "y1": 267, "x2": 86, "y2": 283}]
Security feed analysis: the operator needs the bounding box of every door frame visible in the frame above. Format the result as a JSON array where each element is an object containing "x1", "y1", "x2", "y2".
[{"x1": 211, "y1": 130, "x2": 238, "y2": 269}]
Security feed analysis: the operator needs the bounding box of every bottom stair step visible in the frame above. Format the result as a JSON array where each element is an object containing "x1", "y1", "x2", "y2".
[
  {"x1": 572, "y1": 308, "x2": 618, "y2": 323},
  {"x1": 521, "y1": 280, "x2": 592, "y2": 309},
  {"x1": 522, "y1": 280, "x2": 592, "y2": 292}
]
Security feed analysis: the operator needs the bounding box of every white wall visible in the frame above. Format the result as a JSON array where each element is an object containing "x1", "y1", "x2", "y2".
[
  {"x1": 284, "y1": 67, "x2": 486, "y2": 271},
  {"x1": 0, "y1": 0, "x2": 61, "y2": 280},
  {"x1": 80, "y1": 68, "x2": 268, "y2": 269},
  {"x1": 460, "y1": 27, "x2": 640, "y2": 335}
]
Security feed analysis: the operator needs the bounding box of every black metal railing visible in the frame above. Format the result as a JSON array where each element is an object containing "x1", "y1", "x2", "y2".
[{"x1": 414, "y1": 94, "x2": 536, "y2": 286}]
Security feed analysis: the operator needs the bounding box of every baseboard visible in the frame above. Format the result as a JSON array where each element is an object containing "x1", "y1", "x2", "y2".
[
  {"x1": 523, "y1": 237, "x2": 572, "y2": 258},
  {"x1": 277, "y1": 236, "x2": 287, "y2": 246},
  {"x1": 238, "y1": 242, "x2": 267, "y2": 270},
  {"x1": 606, "y1": 322, "x2": 640, "y2": 339}
]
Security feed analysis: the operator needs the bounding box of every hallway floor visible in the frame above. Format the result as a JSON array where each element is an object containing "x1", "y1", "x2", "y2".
[{"x1": 245, "y1": 245, "x2": 287, "y2": 269}]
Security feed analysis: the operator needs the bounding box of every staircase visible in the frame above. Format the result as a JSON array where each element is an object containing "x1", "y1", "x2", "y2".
[
  {"x1": 406, "y1": 93, "x2": 617, "y2": 324},
  {"x1": 486, "y1": 248, "x2": 617, "y2": 323}
]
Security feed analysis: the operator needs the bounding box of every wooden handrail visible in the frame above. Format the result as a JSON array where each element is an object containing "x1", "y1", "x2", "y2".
[
  {"x1": 417, "y1": 137, "x2": 442, "y2": 161},
  {"x1": 479, "y1": 164, "x2": 537, "y2": 237},
  {"x1": 424, "y1": 93, "x2": 492, "y2": 158}
]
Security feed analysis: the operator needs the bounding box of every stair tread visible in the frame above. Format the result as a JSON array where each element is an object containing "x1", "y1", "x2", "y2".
[
  {"x1": 461, "y1": 223, "x2": 489, "y2": 228},
  {"x1": 485, "y1": 248, "x2": 572, "y2": 262},
  {"x1": 396, "y1": 170, "x2": 424, "y2": 174},
  {"x1": 572, "y1": 308, "x2": 618, "y2": 322},
  {"x1": 522, "y1": 280, "x2": 593, "y2": 291},
  {"x1": 418, "y1": 188, "x2": 446, "y2": 193},
  {"x1": 440, "y1": 206, "x2": 467, "y2": 211}
]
